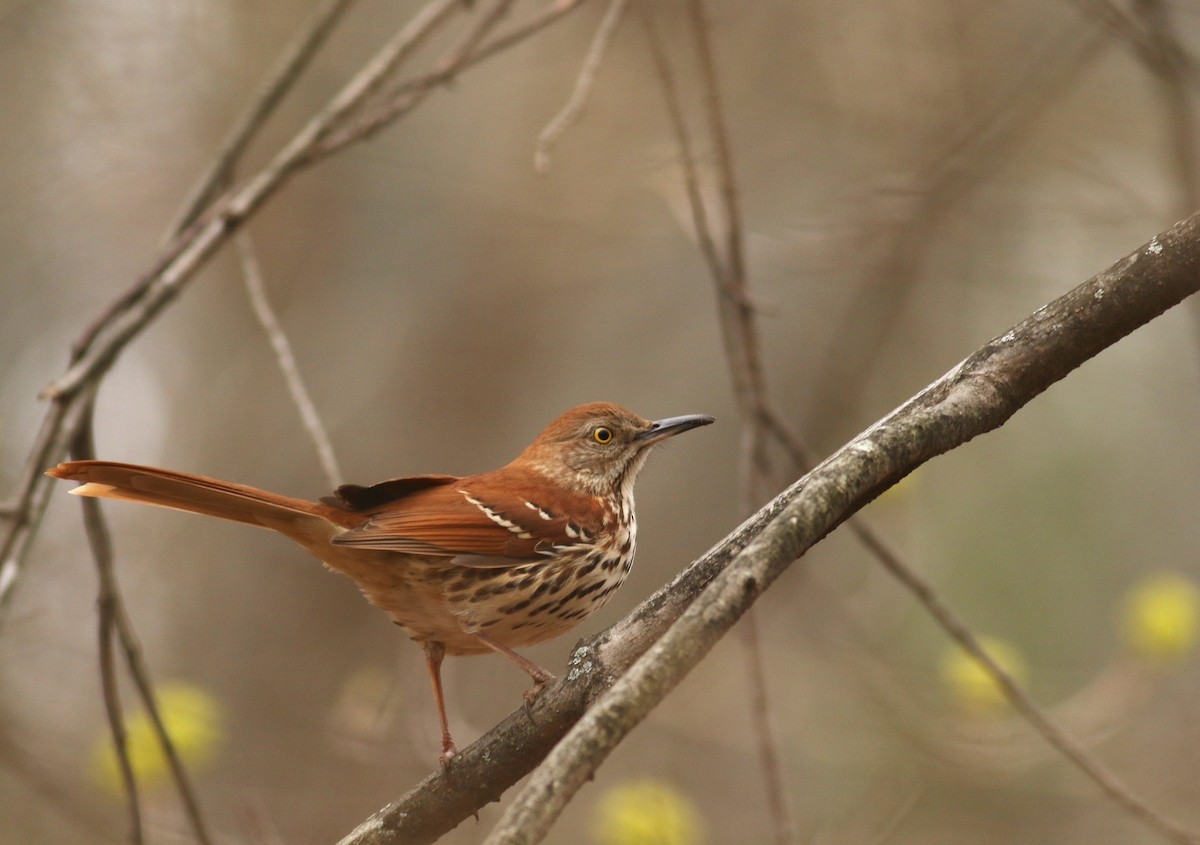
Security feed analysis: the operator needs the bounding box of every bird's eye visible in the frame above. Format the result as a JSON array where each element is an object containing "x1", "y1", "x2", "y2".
[{"x1": 592, "y1": 426, "x2": 613, "y2": 444}]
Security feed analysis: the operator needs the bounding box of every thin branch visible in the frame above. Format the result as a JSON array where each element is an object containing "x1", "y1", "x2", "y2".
[
  {"x1": 6, "y1": 0, "x2": 590, "y2": 620},
  {"x1": 1072, "y1": 0, "x2": 1200, "y2": 88},
  {"x1": 1125, "y1": 0, "x2": 1200, "y2": 350},
  {"x1": 640, "y1": 7, "x2": 727, "y2": 290},
  {"x1": 66, "y1": 0, "x2": 360, "y2": 367},
  {"x1": 722, "y1": 177, "x2": 1197, "y2": 845},
  {"x1": 311, "y1": 0, "x2": 529, "y2": 159},
  {"x1": 433, "y1": 0, "x2": 518, "y2": 75},
  {"x1": 167, "y1": 0, "x2": 361, "y2": 237},
  {"x1": 368, "y1": 0, "x2": 593, "y2": 105},
  {"x1": 847, "y1": 517, "x2": 1172, "y2": 807},
  {"x1": 72, "y1": 397, "x2": 215, "y2": 845},
  {"x1": 41, "y1": 0, "x2": 463, "y2": 405},
  {"x1": 737, "y1": 609, "x2": 794, "y2": 845},
  {"x1": 74, "y1": 390, "x2": 144, "y2": 845},
  {"x1": 807, "y1": 21, "x2": 1110, "y2": 441},
  {"x1": 46, "y1": 8, "x2": 364, "y2": 837},
  {"x1": 644, "y1": 4, "x2": 794, "y2": 842},
  {"x1": 0, "y1": 398, "x2": 74, "y2": 616},
  {"x1": 1133, "y1": 0, "x2": 1200, "y2": 213},
  {"x1": 688, "y1": 0, "x2": 750, "y2": 315},
  {"x1": 767, "y1": 295, "x2": 1200, "y2": 841},
  {"x1": 534, "y1": 0, "x2": 629, "y2": 174},
  {"x1": 97, "y1": 560, "x2": 142, "y2": 845},
  {"x1": 235, "y1": 233, "x2": 344, "y2": 488},
  {"x1": 116, "y1": 599, "x2": 213, "y2": 844},
  {"x1": 481, "y1": 215, "x2": 1200, "y2": 845},
  {"x1": 467, "y1": 0, "x2": 592, "y2": 67},
  {"x1": 5, "y1": 9, "x2": 595, "y2": 834},
  {"x1": 1071, "y1": 0, "x2": 1157, "y2": 57}
]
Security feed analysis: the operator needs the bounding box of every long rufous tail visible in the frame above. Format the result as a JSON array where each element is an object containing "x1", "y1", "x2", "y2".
[{"x1": 47, "y1": 461, "x2": 339, "y2": 540}]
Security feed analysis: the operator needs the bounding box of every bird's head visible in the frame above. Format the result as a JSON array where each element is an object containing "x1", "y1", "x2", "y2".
[{"x1": 517, "y1": 402, "x2": 714, "y2": 497}]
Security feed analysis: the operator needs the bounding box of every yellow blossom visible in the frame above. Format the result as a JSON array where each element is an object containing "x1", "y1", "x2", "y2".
[
  {"x1": 592, "y1": 779, "x2": 705, "y2": 845},
  {"x1": 1123, "y1": 573, "x2": 1199, "y2": 664},
  {"x1": 940, "y1": 636, "x2": 1027, "y2": 715},
  {"x1": 91, "y1": 682, "x2": 223, "y2": 795}
]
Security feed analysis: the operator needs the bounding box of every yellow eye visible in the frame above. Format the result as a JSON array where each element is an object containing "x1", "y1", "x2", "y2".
[{"x1": 592, "y1": 426, "x2": 613, "y2": 444}]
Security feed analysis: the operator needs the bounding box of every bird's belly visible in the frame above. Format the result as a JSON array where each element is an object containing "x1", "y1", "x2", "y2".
[
  {"x1": 319, "y1": 546, "x2": 632, "y2": 655},
  {"x1": 317, "y1": 549, "x2": 467, "y2": 644},
  {"x1": 455, "y1": 553, "x2": 631, "y2": 649}
]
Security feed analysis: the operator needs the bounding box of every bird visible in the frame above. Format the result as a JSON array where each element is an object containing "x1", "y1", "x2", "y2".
[{"x1": 47, "y1": 401, "x2": 713, "y2": 764}]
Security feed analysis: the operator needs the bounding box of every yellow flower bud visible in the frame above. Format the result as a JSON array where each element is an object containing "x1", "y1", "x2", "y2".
[
  {"x1": 1123, "y1": 573, "x2": 1199, "y2": 664},
  {"x1": 592, "y1": 779, "x2": 705, "y2": 845},
  {"x1": 91, "y1": 682, "x2": 223, "y2": 795},
  {"x1": 940, "y1": 636, "x2": 1027, "y2": 715}
]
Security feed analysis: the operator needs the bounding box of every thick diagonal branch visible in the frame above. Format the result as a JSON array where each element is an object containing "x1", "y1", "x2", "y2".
[
  {"x1": 483, "y1": 221, "x2": 1200, "y2": 845},
  {"x1": 345, "y1": 216, "x2": 1200, "y2": 845}
]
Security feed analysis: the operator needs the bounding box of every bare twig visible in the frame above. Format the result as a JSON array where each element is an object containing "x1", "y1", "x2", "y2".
[
  {"x1": 807, "y1": 22, "x2": 1110, "y2": 441},
  {"x1": 96, "y1": 557, "x2": 143, "y2": 845},
  {"x1": 643, "y1": 4, "x2": 795, "y2": 841},
  {"x1": 433, "y1": 0, "x2": 518, "y2": 74},
  {"x1": 41, "y1": 0, "x2": 463, "y2": 405},
  {"x1": 758, "y1": 354, "x2": 1146, "y2": 783},
  {"x1": 640, "y1": 8, "x2": 726, "y2": 290},
  {"x1": 845, "y1": 514, "x2": 1200, "y2": 843},
  {"x1": 1133, "y1": 0, "x2": 1200, "y2": 213},
  {"x1": 372, "y1": 0, "x2": 594, "y2": 105},
  {"x1": 747, "y1": 183, "x2": 1200, "y2": 845},
  {"x1": 737, "y1": 608, "x2": 794, "y2": 845},
  {"x1": 481, "y1": 215, "x2": 1200, "y2": 845},
  {"x1": 719, "y1": 174, "x2": 1195, "y2": 845},
  {"x1": 72, "y1": 398, "x2": 215, "y2": 845},
  {"x1": 312, "y1": 0, "x2": 530, "y2": 159},
  {"x1": 6, "y1": 7, "x2": 595, "y2": 835},
  {"x1": 534, "y1": 0, "x2": 629, "y2": 174},
  {"x1": 1071, "y1": 0, "x2": 1156, "y2": 57},
  {"x1": 6, "y1": 0, "x2": 570, "y2": 618},
  {"x1": 0, "y1": 399, "x2": 74, "y2": 616},
  {"x1": 168, "y1": 0, "x2": 361, "y2": 236},
  {"x1": 688, "y1": 0, "x2": 750, "y2": 315},
  {"x1": 1072, "y1": 0, "x2": 1200, "y2": 88},
  {"x1": 1124, "y1": 0, "x2": 1200, "y2": 347},
  {"x1": 62, "y1": 0, "x2": 361, "y2": 371},
  {"x1": 467, "y1": 0, "x2": 593, "y2": 67},
  {"x1": 236, "y1": 233, "x2": 344, "y2": 488},
  {"x1": 52, "y1": 7, "x2": 367, "y2": 839},
  {"x1": 73, "y1": 393, "x2": 144, "y2": 845}
]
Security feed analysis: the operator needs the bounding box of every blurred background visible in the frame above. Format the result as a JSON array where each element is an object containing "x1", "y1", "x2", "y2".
[{"x1": 2, "y1": 0, "x2": 1200, "y2": 842}]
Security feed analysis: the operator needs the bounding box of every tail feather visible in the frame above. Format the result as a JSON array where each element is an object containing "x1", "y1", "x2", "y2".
[{"x1": 47, "y1": 461, "x2": 342, "y2": 539}]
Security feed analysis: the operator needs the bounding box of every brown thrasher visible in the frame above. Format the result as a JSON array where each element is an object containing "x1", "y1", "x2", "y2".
[{"x1": 48, "y1": 402, "x2": 712, "y2": 764}]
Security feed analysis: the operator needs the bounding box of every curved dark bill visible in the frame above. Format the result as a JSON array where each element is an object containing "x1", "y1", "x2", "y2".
[{"x1": 635, "y1": 413, "x2": 715, "y2": 444}]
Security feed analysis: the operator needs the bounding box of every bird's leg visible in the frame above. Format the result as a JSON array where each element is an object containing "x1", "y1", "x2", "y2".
[
  {"x1": 422, "y1": 641, "x2": 458, "y2": 768},
  {"x1": 468, "y1": 631, "x2": 556, "y2": 709}
]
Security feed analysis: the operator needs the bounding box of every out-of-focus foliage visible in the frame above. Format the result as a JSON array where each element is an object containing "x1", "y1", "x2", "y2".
[
  {"x1": 1122, "y1": 573, "x2": 1200, "y2": 665},
  {"x1": 591, "y1": 779, "x2": 705, "y2": 845},
  {"x1": 939, "y1": 636, "x2": 1028, "y2": 715},
  {"x1": 90, "y1": 682, "x2": 223, "y2": 795}
]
